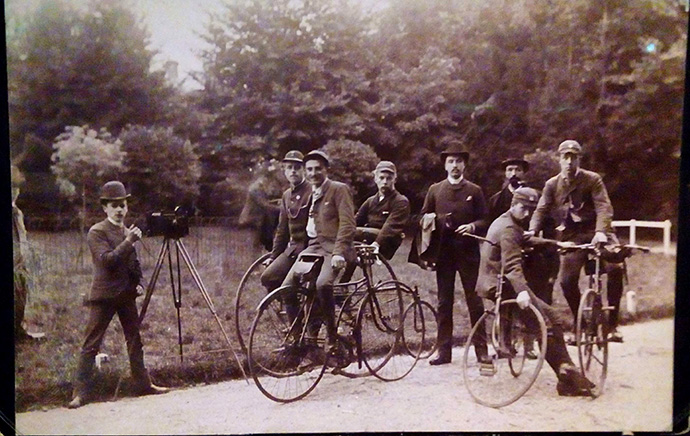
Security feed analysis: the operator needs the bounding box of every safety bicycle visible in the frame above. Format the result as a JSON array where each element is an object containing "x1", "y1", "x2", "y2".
[
  {"x1": 558, "y1": 242, "x2": 650, "y2": 397},
  {"x1": 461, "y1": 233, "x2": 549, "y2": 408},
  {"x1": 245, "y1": 242, "x2": 438, "y2": 402}
]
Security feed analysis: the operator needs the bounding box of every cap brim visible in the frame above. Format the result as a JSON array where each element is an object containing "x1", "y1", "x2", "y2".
[{"x1": 282, "y1": 158, "x2": 303, "y2": 163}]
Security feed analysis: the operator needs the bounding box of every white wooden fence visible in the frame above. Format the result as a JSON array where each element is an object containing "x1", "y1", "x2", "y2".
[{"x1": 612, "y1": 219, "x2": 673, "y2": 255}]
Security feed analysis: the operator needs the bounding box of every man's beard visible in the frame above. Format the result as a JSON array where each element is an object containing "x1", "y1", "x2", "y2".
[{"x1": 509, "y1": 176, "x2": 524, "y2": 189}]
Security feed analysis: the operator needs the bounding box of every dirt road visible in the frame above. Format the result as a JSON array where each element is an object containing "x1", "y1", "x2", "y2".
[{"x1": 15, "y1": 318, "x2": 674, "y2": 434}]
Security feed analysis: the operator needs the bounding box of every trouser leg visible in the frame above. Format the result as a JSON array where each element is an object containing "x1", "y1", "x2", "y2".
[
  {"x1": 14, "y1": 271, "x2": 28, "y2": 334},
  {"x1": 558, "y1": 250, "x2": 588, "y2": 325},
  {"x1": 74, "y1": 303, "x2": 116, "y2": 397},
  {"x1": 435, "y1": 265, "x2": 455, "y2": 355},
  {"x1": 528, "y1": 294, "x2": 574, "y2": 375},
  {"x1": 117, "y1": 297, "x2": 149, "y2": 388},
  {"x1": 458, "y1": 256, "x2": 486, "y2": 358},
  {"x1": 315, "y1": 255, "x2": 337, "y2": 344},
  {"x1": 605, "y1": 262, "x2": 625, "y2": 330}
]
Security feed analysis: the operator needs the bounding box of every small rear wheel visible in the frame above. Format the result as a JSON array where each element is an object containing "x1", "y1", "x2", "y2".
[
  {"x1": 462, "y1": 300, "x2": 547, "y2": 408},
  {"x1": 576, "y1": 288, "x2": 608, "y2": 397},
  {"x1": 358, "y1": 280, "x2": 418, "y2": 381},
  {"x1": 402, "y1": 299, "x2": 438, "y2": 359}
]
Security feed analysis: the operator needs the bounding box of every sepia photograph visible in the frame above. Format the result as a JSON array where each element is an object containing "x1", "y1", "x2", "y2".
[{"x1": 6, "y1": 0, "x2": 687, "y2": 433}]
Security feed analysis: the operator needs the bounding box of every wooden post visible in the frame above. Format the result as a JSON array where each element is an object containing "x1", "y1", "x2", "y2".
[
  {"x1": 629, "y1": 219, "x2": 636, "y2": 245},
  {"x1": 663, "y1": 220, "x2": 672, "y2": 255}
]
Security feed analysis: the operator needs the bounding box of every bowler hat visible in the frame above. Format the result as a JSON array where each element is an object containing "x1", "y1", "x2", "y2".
[
  {"x1": 558, "y1": 140, "x2": 582, "y2": 155},
  {"x1": 375, "y1": 160, "x2": 396, "y2": 175},
  {"x1": 500, "y1": 158, "x2": 529, "y2": 172},
  {"x1": 304, "y1": 150, "x2": 330, "y2": 167},
  {"x1": 99, "y1": 181, "x2": 131, "y2": 201},
  {"x1": 282, "y1": 150, "x2": 304, "y2": 164},
  {"x1": 512, "y1": 187, "x2": 540, "y2": 208},
  {"x1": 440, "y1": 140, "x2": 470, "y2": 163}
]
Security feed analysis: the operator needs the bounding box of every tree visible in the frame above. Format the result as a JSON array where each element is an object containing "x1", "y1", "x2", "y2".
[
  {"x1": 51, "y1": 125, "x2": 125, "y2": 253},
  {"x1": 321, "y1": 139, "x2": 378, "y2": 205},
  {"x1": 7, "y1": 0, "x2": 175, "y2": 216},
  {"x1": 118, "y1": 125, "x2": 201, "y2": 213}
]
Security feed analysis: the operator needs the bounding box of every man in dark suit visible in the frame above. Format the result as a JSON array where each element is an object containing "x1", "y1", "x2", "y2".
[
  {"x1": 419, "y1": 140, "x2": 489, "y2": 365},
  {"x1": 487, "y1": 158, "x2": 529, "y2": 224},
  {"x1": 354, "y1": 160, "x2": 410, "y2": 260},
  {"x1": 477, "y1": 187, "x2": 594, "y2": 396},
  {"x1": 281, "y1": 150, "x2": 356, "y2": 352},
  {"x1": 68, "y1": 181, "x2": 168, "y2": 409},
  {"x1": 260, "y1": 150, "x2": 312, "y2": 292},
  {"x1": 529, "y1": 140, "x2": 625, "y2": 342}
]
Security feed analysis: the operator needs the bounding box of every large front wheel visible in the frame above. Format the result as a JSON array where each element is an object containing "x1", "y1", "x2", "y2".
[
  {"x1": 576, "y1": 288, "x2": 608, "y2": 397},
  {"x1": 234, "y1": 253, "x2": 271, "y2": 353},
  {"x1": 248, "y1": 285, "x2": 328, "y2": 403},
  {"x1": 462, "y1": 300, "x2": 547, "y2": 408}
]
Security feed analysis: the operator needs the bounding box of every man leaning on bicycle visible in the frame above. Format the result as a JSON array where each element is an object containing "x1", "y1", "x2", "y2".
[
  {"x1": 477, "y1": 187, "x2": 595, "y2": 397},
  {"x1": 529, "y1": 139, "x2": 626, "y2": 343}
]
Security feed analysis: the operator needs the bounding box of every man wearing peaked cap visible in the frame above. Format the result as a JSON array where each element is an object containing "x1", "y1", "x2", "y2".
[
  {"x1": 352, "y1": 160, "x2": 410, "y2": 260},
  {"x1": 260, "y1": 151, "x2": 312, "y2": 306},
  {"x1": 529, "y1": 139, "x2": 626, "y2": 343},
  {"x1": 476, "y1": 186, "x2": 596, "y2": 397},
  {"x1": 281, "y1": 148, "x2": 355, "y2": 358},
  {"x1": 413, "y1": 140, "x2": 489, "y2": 366},
  {"x1": 69, "y1": 181, "x2": 169, "y2": 408}
]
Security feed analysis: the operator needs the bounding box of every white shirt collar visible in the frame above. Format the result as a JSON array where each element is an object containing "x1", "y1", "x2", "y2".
[
  {"x1": 447, "y1": 175, "x2": 464, "y2": 185},
  {"x1": 107, "y1": 217, "x2": 124, "y2": 228}
]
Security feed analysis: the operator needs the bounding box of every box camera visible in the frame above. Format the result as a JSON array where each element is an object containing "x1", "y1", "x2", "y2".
[{"x1": 145, "y1": 207, "x2": 190, "y2": 239}]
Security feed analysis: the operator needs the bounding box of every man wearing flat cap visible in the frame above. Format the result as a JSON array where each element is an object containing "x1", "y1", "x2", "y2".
[
  {"x1": 477, "y1": 187, "x2": 595, "y2": 396},
  {"x1": 529, "y1": 139, "x2": 625, "y2": 342},
  {"x1": 69, "y1": 181, "x2": 168, "y2": 408},
  {"x1": 418, "y1": 140, "x2": 489, "y2": 365},
  {"x1": 354, "y1": 161, "x2": 410, "y2": 260},
  {"x1": 281, "y1": 150, "x2": 356, "y2": 354},
  {"x1": 261, "y1": 150, "x2": 312, "y2": 294}
]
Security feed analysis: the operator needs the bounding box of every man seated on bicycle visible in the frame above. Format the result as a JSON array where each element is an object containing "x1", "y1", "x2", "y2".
[
  {"x1": 477, "y1": 187, "x2": 594, "y2": 396},
  {"x1": 340, "y1": 160, "x2": 410, "y2": 283},
  {"x1": 260, "y1": 150, "x2": 312, "y2": 293},
  {"x1": 355, "y1": 160, "x2": 410, "y2": 258},
  {"x1": 529, "y1": 140, "x2": 625, "y2": 342},
  {"x1": 280, "y1": 150, "x2": 356, "y2": 355}
]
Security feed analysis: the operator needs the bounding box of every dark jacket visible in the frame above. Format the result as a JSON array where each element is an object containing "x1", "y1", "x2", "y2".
[
  {"x1": 356, "y1": 189, "x2": 410, "y2": 259},
  {"x1": 269, "y1": 179, "x2": 312, "y2": 260},
  {"x1": 311, "y1": 179, "x2": 356, "y2": 263},
  {"x1": 487, "y1": 184, "x2": 514, "y2": 226},
  {"x1": 477, "y1": 211, "x2": 555, "y2": 299},
  {"x1": 87, "y1": 219, "x2": 142, "y2": 302},
  {"x1": 529, "y1": 168, "x2": 613, "y2": 241}
]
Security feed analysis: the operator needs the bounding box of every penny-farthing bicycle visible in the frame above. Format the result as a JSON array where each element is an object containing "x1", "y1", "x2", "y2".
[{"x1": 461, "y1": 234, "x2": 548, "y2": 408}]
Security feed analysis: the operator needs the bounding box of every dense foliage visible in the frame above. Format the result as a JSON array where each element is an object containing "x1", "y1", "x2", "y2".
[{"x1": 7, "y1": 0, "x2": 686, "y2": 228}]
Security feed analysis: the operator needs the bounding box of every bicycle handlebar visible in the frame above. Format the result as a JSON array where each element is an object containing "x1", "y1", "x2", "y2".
[{"x1": 557, "y1": 242, "x2": 650, "y2": 255}]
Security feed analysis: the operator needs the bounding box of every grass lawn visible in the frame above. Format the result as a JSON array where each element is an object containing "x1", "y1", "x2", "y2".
[{"x1": 15, "y1": 229, "x2": 676, "y2": 412}]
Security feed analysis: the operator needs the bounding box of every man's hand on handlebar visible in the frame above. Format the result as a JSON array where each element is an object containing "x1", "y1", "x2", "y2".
[
  {"x1": 262, "y1": 257, "x2": 273, "y2": 267},
  {"x1": 516, "y1": 291, "x2": 531, "y2": 309},
  {"x1": 455, "y1": 223, "x2": 475, "y2": 235},
  {"x1": 331, "y1": 254, "x2": 346, "y2": 270}
]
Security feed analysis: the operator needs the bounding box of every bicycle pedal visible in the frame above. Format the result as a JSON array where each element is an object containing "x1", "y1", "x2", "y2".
[{"x1": 479, "y1": 362, "x2": 496, "y2": 377}]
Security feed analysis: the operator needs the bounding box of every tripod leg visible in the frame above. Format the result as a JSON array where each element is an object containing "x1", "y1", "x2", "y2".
[
  {"x1": 139, "y1": 239, "x2": 169, "y2": 325},
  {"x1": 175, "y1": 240, "x2": 249, "y2": 383}
]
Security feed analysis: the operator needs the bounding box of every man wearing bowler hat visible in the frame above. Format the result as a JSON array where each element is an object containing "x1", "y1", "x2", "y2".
[
  {"x1": 477, "y1": 187, "x2": 595, "y2": 396},
  {"x1": 281, "y1": 150, "x2": 356, "y2": 356},
  {"x1": 419, "y1": 139, "x2": 489, "y2": 365},
  {"x1": 529, "y1": 140, "x2": 625, "y2": 343},
  {"x1": 487, "y1": 157, "x2": 530, "y2": 224},
  {"x1": 260, "y1": 150, "x2": 312, "y2": 293},
  {"x1": 68, "y1": 181, "x2": 168, "y2": 408}
]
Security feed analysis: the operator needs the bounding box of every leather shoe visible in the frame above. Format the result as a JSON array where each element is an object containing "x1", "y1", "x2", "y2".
[
  {"x1": 137, "y1": 384, "x2": 170, "y2": 396},
  {"x1": 429, "y1": 352, "x2": 451, "y2": 366},
  {"x1": 556, "y1": 380, "x2": 591, "y2": 397},
  {"x1": 558, "y1": 363, "x2": 595, "y2": 392},
  {"x1": 67, "y1": 395, "x2": 86, "y2": 409},
  {"x1": 608, "y1": 330, "x2": 624, "y2": 343}
]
